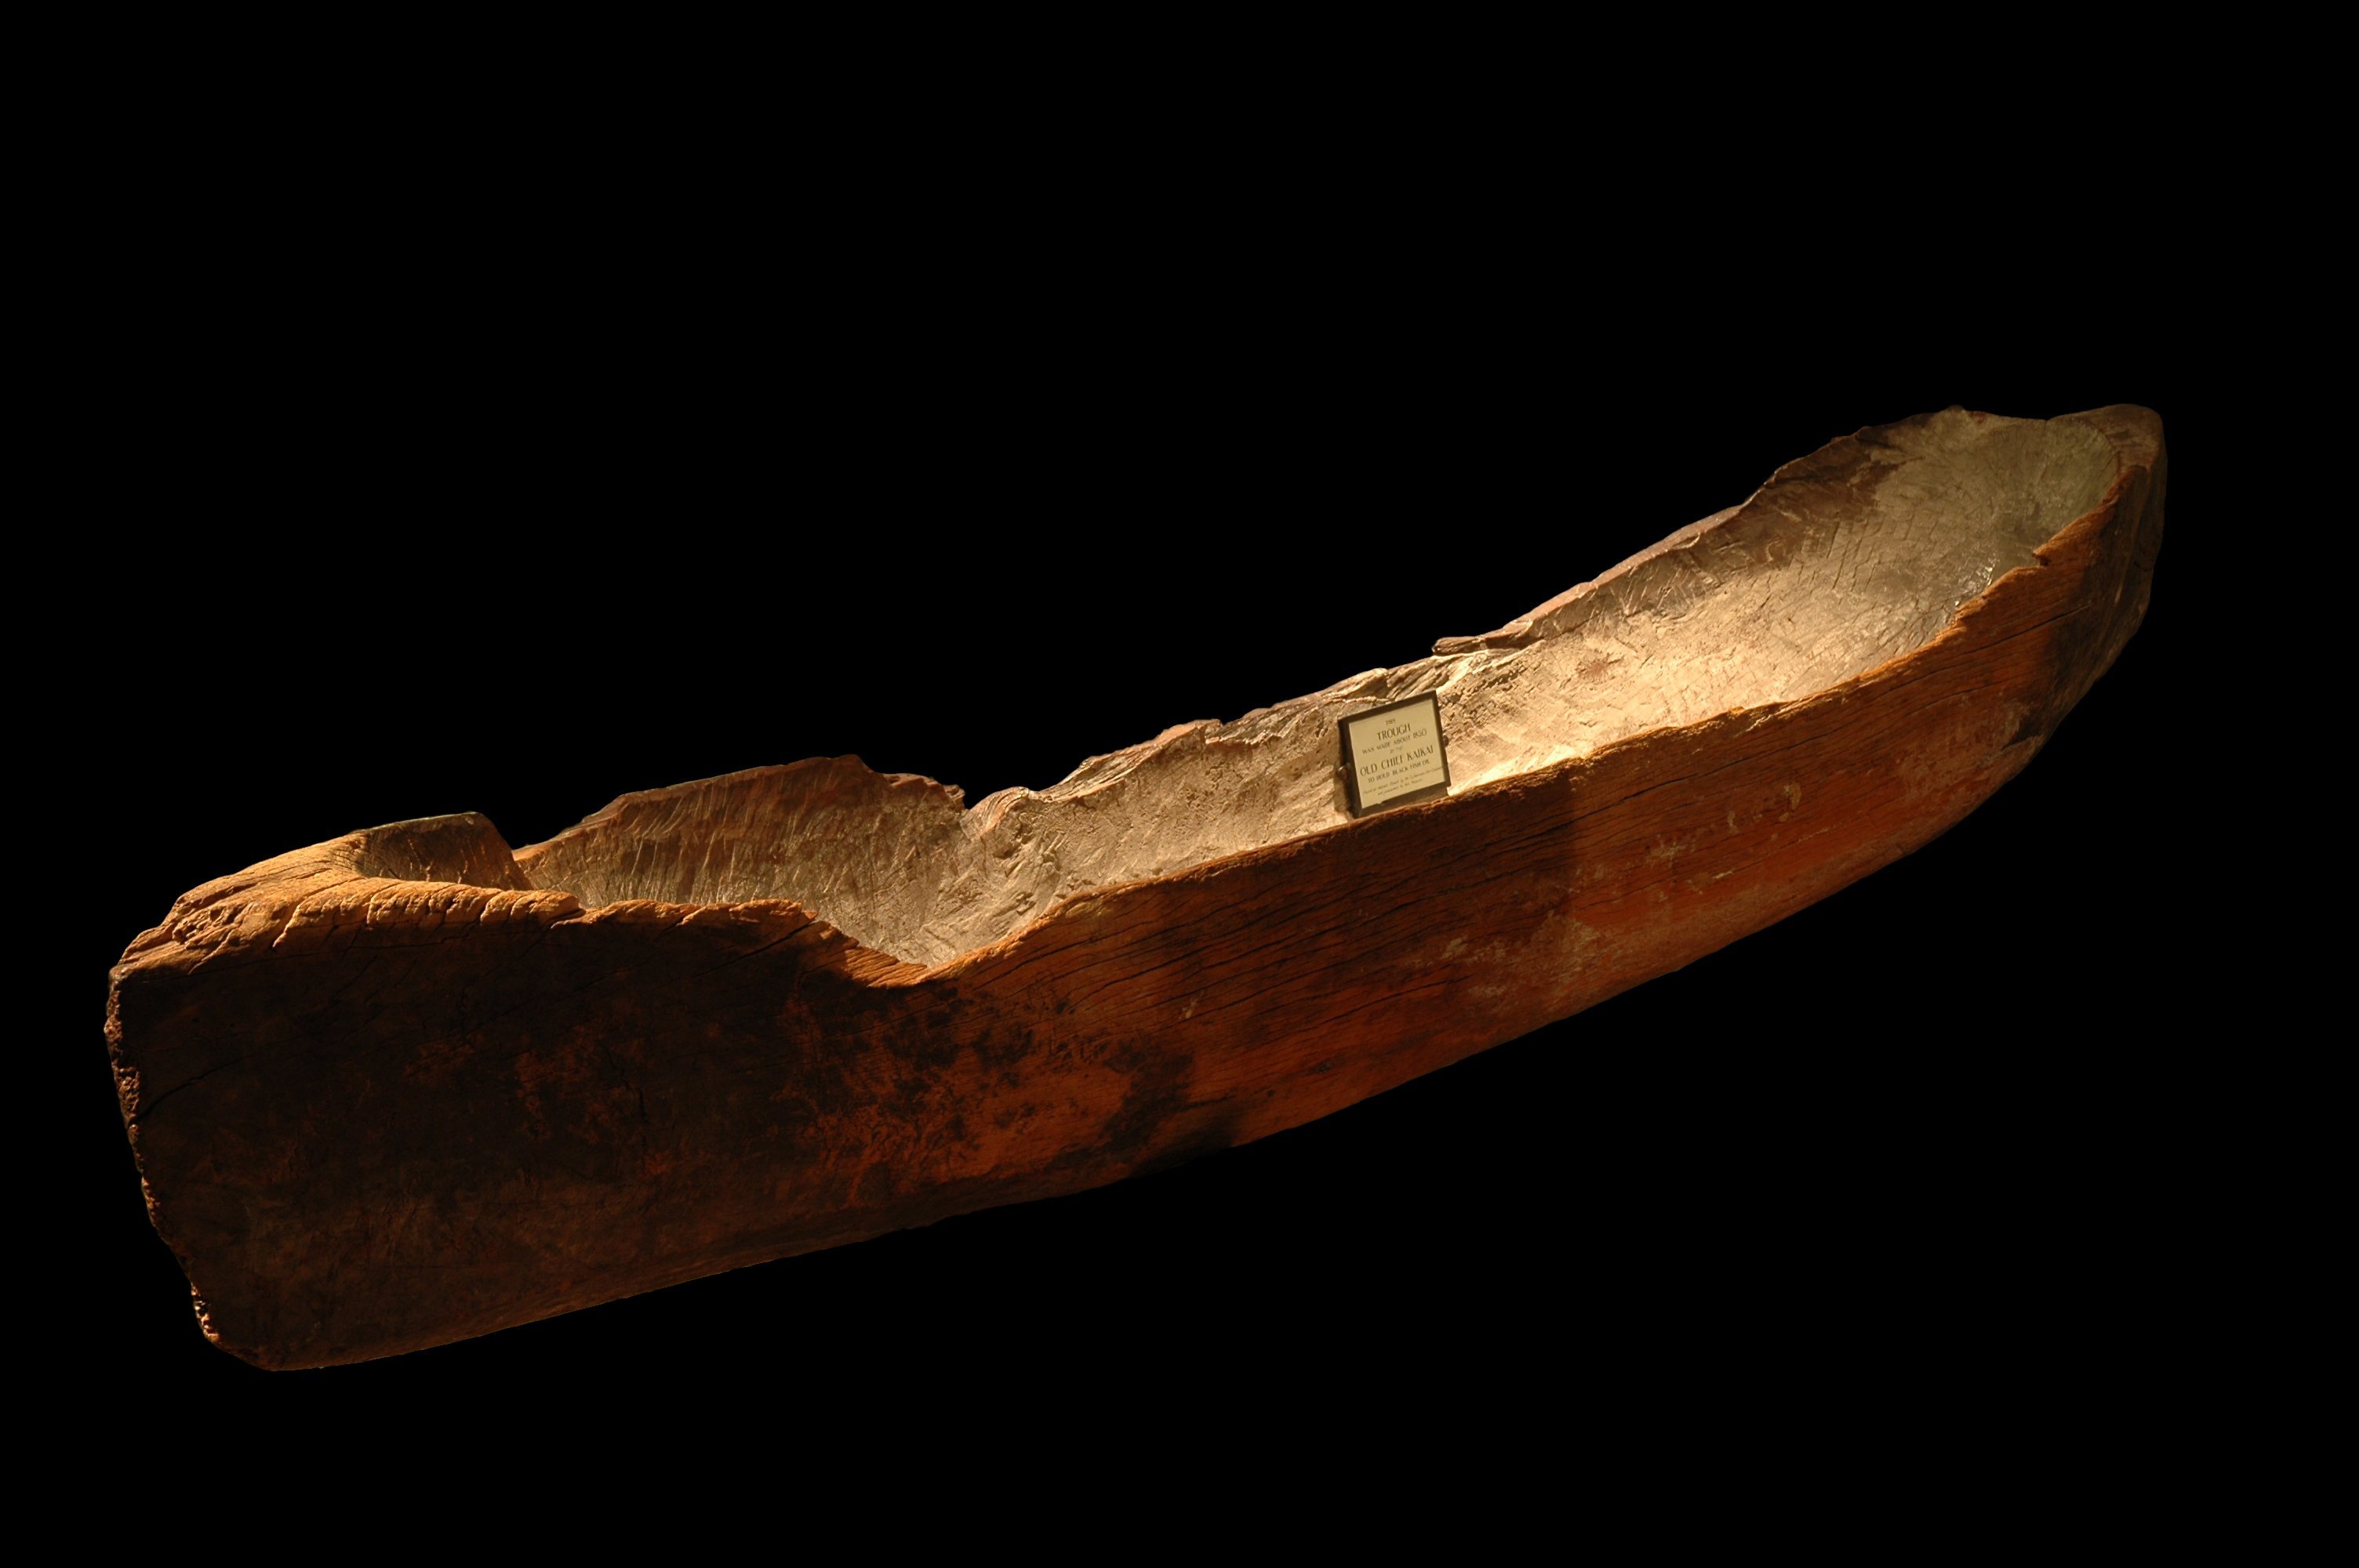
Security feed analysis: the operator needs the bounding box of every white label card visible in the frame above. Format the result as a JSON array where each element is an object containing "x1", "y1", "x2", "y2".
[{"x1": 1341, "y1": 692, "x2": 1452, "y2": 815}]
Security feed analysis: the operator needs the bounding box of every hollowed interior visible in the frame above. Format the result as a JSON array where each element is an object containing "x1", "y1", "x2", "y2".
[{"x1": 513, "y1": 410, "x2": 2120, "y2": 965}]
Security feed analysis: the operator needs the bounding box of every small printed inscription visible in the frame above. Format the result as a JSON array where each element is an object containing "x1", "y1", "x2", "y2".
[{"x1": 1340, "y1": 692, "x2": 1452, "y2": 815}]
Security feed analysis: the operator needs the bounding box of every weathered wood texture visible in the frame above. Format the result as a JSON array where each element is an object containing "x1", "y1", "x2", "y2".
[{"x1": 108, "y1": 405, "x2": 2166, "y2": 1367}]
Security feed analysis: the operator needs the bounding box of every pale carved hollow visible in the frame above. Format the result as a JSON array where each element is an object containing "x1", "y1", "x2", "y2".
[{"x1": 514, "y1": 409, "x2": 2128, "y2": 965}]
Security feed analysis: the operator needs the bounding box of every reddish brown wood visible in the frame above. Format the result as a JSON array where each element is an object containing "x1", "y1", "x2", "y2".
[{"x1": 107, "y1": 405, "x2": 2166, "y2": 1367}]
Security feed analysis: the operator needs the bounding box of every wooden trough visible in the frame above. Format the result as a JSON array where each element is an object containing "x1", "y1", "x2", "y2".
[{"x1": 107, "y1": 404, "x2": 2168, "y2": 1367}]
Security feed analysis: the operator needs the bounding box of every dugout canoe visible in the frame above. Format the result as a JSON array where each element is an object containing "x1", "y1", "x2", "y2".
[{"x1": 106, "y1": 403, "x2": 2168, "y2": 1367}]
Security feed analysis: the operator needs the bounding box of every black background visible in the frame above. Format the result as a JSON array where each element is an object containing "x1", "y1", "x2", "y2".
[{"x1": 63, "y1": 207, "x2": 2209, "y2": 1427}]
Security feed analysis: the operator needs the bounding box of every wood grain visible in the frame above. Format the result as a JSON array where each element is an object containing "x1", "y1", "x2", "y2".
[{"x1": 107, "y1": 405, "x2": 2167, "y2": 1367}]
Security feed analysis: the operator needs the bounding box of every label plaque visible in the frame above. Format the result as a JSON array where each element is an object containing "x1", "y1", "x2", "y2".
[{"x1": 1339, "y1": 691, "x2": 1452, "y2": 815}]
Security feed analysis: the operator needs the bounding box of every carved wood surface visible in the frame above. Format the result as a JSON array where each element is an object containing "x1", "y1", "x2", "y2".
[{"x1": 107, "y1": 405, "x2": 2167, "y2": 1367}]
